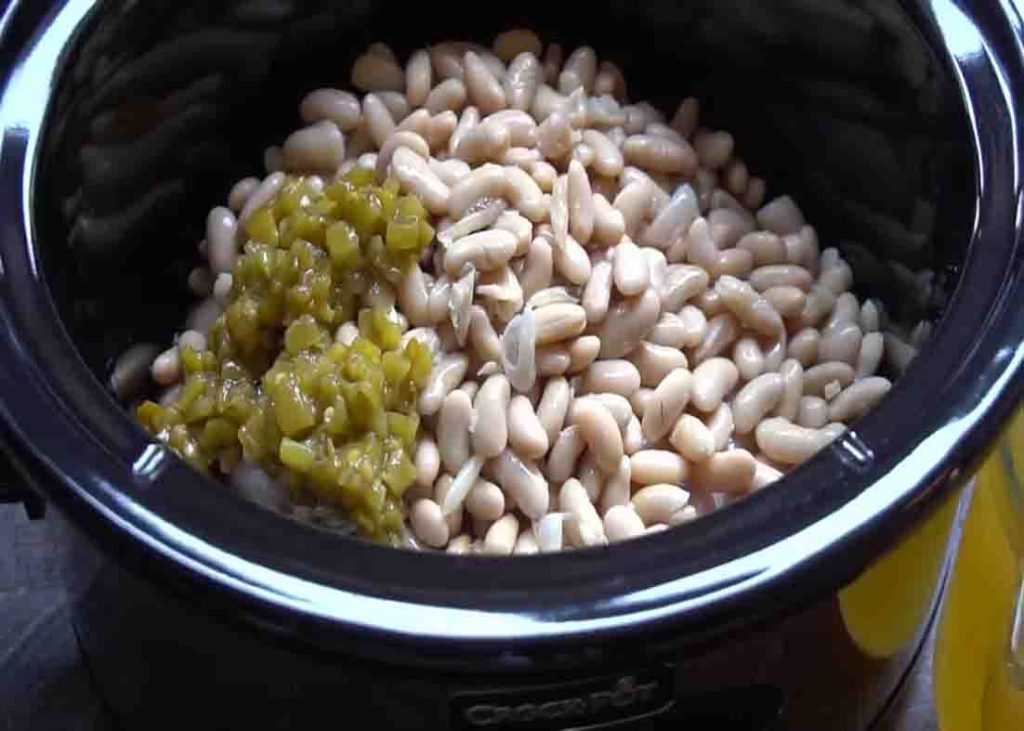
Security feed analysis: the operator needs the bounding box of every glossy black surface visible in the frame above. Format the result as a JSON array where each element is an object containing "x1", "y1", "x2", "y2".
[{"x1": 0, "y1": 0, "x2": 1021, "y2": 670}]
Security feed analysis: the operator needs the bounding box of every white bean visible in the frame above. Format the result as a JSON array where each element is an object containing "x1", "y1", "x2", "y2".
[
  {"x1": 391, "y1": 147, "x2": 450, "y2": 215},
  {"x1": 455, "y1": 119, "x2": 510, "y2": 163},
  {"x1": 828, "y1": 377, "x2": 892, "y2": 422},
  {"x1": 788, "y1": 328, "x2": 821, "y2": 367},
  {"x1": 629, "y1": 341, "x2": 688, "y2": 388},
  {"x1": 439, "y1": 389, "x2": 474, "y2": 473},
  {"x1": 756, "y1": 195, "x2": 805, "y2": 235},
  {"x1": 415, "y1": 437, "x2": 441, "y2": 489},
  {"x1": 492, "y1": 449, "x2": 549, "y2": 519},
  {"x1": 503, "y1": 165, "x2": 547, "y2": 222},
  {"x1": 425, "y1": 78, "x2": 468, "y2": 114},
  {"x1": 447, "y1": 164, "x2": 508, "y2": 217},
  {"x1": 613, "y1": 238, "x2": 650, "y2": 297},
  {"x1": 472, "y1": 374, "x2": 511, "y2": 458},
  {"x1": 595, "y1": 288, "x2": 661, "y2": 358},
  {"x1": 630, "y1": 450, "x2": 688, "y2": 486},
  {"x1": 604, "y1": 505, "x2": 645, "y2": 542},
  {"x1": 547, "y1": 425, "x2": 585, "y2": 484},
  {"x1": 504, "y1": 51, "x2": 541, "y2": 111},
  {"x1": 571, "y1": 398, "x2": 624, "y2": 474},
  {"x1": 631, "y1": 484, "x2": 690, "y2": 525},
  {"x1": 560, "y1": 478, "x2": 606, "y2": 547},
  {"x1": 552, "y1": 234, "x2": 592, "y2": 285},
  {"x1": 419, "y1": 353, "x2": 469, "y2": 415},
  {"x1": 513, "y1": 528, "x2": 540, "y2": 555},
  {"x1": 670, "y1": 413, "x2": 716, "y2": 463},
  {"x1": 749, "y1": 264, "x2": 814, "y2": 292},
  {"x1": 622, "y1": 134, "x2": 697, "y2": 176},
  {"x1": 568, "y1": 335, "x2": 601, "y2": 374},
  {"x1": 819, "y1": 320, "x2": 863, "y2": 366},
  {"x1": 532, "y1": 302, "x2": 587, "y2": 345},
  {"x1": 641, "y1": 368, "x2": 693, "y2": 443},
  {"x1": 691, "y1": 357, "x2": 739, "y2": 412},
  {"x1": 690, "y1": 449, "x2": 756, "y2": 494},
  {"x1": 797, "y1": 396, "x2": 829, "y2": 428},
  {"x1": 238, "y1": 172, "x2": 285, "y2": 225},
  {"x1": 755, "y1": 417, "x2": 829, "y2": 465},
  {"x1": 566, "y1": 159, "x2": 595, "y2": 244},
  {"x1": 207, "y1": 206, "x2": 237, "y2": 275},
  {"x1": 580, "y1": 360, "x2": 642, "y2": 398},
  {"x1": 856, "y1": 331, "x2": 884, "y2": 378},
  {"x1": 410, "y1": 499, "x2": 449, "y2": 548},
  {"x1": 508, "y1": 395, "x2": 549, "y2": 459},
  {"x1": 483, "y1": 513, "x2": 519, "y2": 555},
  {"x1": 444, "y1": 229, "x2": 517, "y2": 275},
  {"x1": 691, "y1": 313, "x2": 740, "y2": 364},
  {"x1": 774, "y1": 359, "x2": 804, "y2": 422},
  {"x1": 463, "y1": 51, "x2": 506, "y2": 114},
  {"x1": 694, "y1": 130, "x2": 734, "y2": 170},
  {"x1": 803, "y1": 361, "x2": 855, "y2": 395},
  {"x1": 300, "y1": 88, "x2": 361, "y2": 131},
  {"x1": 732, "y1": 373, "x2": 785, "y2": 434},
  {"x1": 732, "y1": 337, "x2": 765, "y2": 382}
]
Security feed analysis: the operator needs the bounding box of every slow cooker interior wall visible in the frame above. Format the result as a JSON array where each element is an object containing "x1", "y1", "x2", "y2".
[{"x1": 33, "y1": 0, "x2": 972, "y2": 385}]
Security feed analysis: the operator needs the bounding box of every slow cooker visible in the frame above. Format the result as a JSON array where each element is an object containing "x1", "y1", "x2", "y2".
[{"x1": 1, "y1": 0, "x2": 1022, "y2": 729}]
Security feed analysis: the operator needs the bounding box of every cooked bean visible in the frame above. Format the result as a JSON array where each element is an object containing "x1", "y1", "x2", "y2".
[
  {"x1": 660, "y1": 265, "x2": 709, "y2": 313},
  {"x1": 492, "y1": 449, "x2": 549, "y2": 519},
  {"x1": 561, "y1": 478, "x2": 606, "y2": 547},
  {"x1": 749, "y1": 264, "x2": 814, "y2": 292},
  {"x1": 755, "y1": 417, "x2": 829, "y2": 465},
  {"x1": 471, "y1": 374, "x2": 511, "y2": 458},
  {"x1": 595, "y1": 288, "x2": 661, "y2": 358},
  {"x1": 391, "y1": 147, "x2": 450, "y2": 215},
  {"x1": 226, "y1": 177, "x2": 259, "y2": 213},
  {"x1": 756, "y1": 195, "x2": 805, "y2": 235},
  {"x1": 604, "y1": 505, "x2": 646, "y2": 542},
  {"x1": 419, "y1": 353, "x2": 469, "y2": 415},
  {"x1": 796, "y1": 396, "x2": 829, "y2": 428},
  {"x1": 403, "y1": 49, "x2": 433, "y2": 107},
  {"x1": 648, "y1": 312, "x2": 688, "y2": 349},
  {"x1": 692, "y1": 313, "x2": 740, "y2": 364},
  {"x1": 535, "y1": 511, "x2": 565, "y2": 552},
  {"x1": 571, "y1": 398, "x2": 624, "y2": 474},
  {"x1": 694, "y1": 130, "x2": 734, "y2": 170},
  {"x1": 425, "y1": 78, "x2": 468, "y2": 114},
  {"x1": 678, "y1": 305, "x2": 709, "y2": 348},
  {"x1": 751, "y1": 459, "x2": 784, "y2": 490},
  {"x1": 788, "y1": 328, "x2": 820, "y2": 367},
  {"x1": 481, "y1": 513, "x2": 518, "y2": 555},
  {"x1": 732, "y1": 373, "x2": 784, "y2": 434},
  {"x1": 507, "y1": 394, "x2": 549, "y2": 459},
  {"x1": 238, "y1": 172, "x2": 285, "y2": 224},
  {"x1": 763, "y1": 285, "x2": 807, "y2": 319},
  {"x1": 414, "y1": 436, "x2": 441, "y2": 489},
  {"x1": 455, "y1": 119, "x2": 510, "y2": 163},
  {"x1": 669, "y1": 97, "x2": 699, "y2": 138},
  {"x1": 439, "y1": 389, "x2": 474, "y2": 473},
  {"x1": 632, "y1": 484, "x2": 690, "y2": 525},
  {"x1": 598, "y1": 456, "x2": 631, "y2": 515},
  {"x1": 361, "y1": 93, "x2": 397, "y2": 148},
  {"x1": 411, "y1": 499, "x2": 449, "y2": 548},
  {"x1": 580, "y1": 360, "x2": 642, "y2": 397},
  {"x1": 581, "y1": 260, "x2": 613, "y2": 324},
  {"x1": 828, "y1": 377, "x2": 892, "y2": 422},
  {"x1": 819, "y1": 261, "x2": 854, "y2": 296},
  {"x1": 855, "y1": 331, "x2": 884, "y2": 378},
  {"x1": 715, "y1": 277, "x2": 781, "y2": 338},
  {"x1": 560, "y1": 161, "x2": 593, "y2": 245},
  {"x1": 732, "y1": 337, "x2": 765, "y2": 382},
  {"x1": 503, "y1": 51, "x2": 541, "y2": 112},
  {"x1": 705, "y1": 403, "x2": 734, "y2": 451},
  {"x1": 577, "y1": 452, "x2": 604, "y2": 502},
  {"x1": 582, "y1": 129, "x2": 624, "y2": 179},
  {"x1": 444, "y1": 229, "x2": 516, "y2": 275},
  {"x1": 377, "y1": 130, "x2": 430, "y2": 180},
  {"x1": 773, "y1": 359, "x2": 803, "y2": 421},
  {"x1": 819, "y1": 320, "x2": 862, "y2": 367},
  {"x1": 708, "y1": 207, "x2": 753, "y2": 250},
  {"x1": 820, "y1": 422, "x2": 848, "y2": 444},
  {"x1": 151, "y1": 346, "x2": 181, "y2": 386},
  {"x1": 567, "y1": 335, "x2": 601, "y2": 374},
  {"x1": 613, "y1": 179, "x2": 656, "y2": 237},
  {"x1": 630, "y1": 342, "x2": 688, "y2": 388},
  {"x1": 528, "y1": 160, "x2": 557, "y2": 193},
  {"x1": 690, "y1": 449, "x2": 756, "y2": 494},
  {"x1": 536, "y1": 377, "x2": 572, "y2": 446},
  {"x1": 547, "y1": 425, "x2": 585, "y2": 484},
  {"x1": 669, "y1": 413, "x2": 715, "y2": 463},
  {"x1": 553, "y1": 234, "x2": 592, "y2": 285},
  {"x1": 634, "y1": 366, "x2": 689, "y2": 441},
  {"x1": 622, "y1": 134, "x2": 697, "y2": 175},
  {"x1": 532, "y1": 302, "x2": 586, "y2": 346},
  {"x1": 797, "y1": 284, "x2": 837, "y2": 329},
  {"x1": 630, "y1": 450, "x2": 688, "y2": 486},
  {"x1": 859, "y1": 299, "x2": 881, "y2": 333},
  {"x1": 513, "y1": 529, "x2": 539, "y2": 555},
  {"x1": 576, "y1": 393, "x2": 633, "y2": 430},
  {"x1": 299, "y1": 88, "x2": 361, "y2": 131},
  {"x1": 206, "y1": 206, "x2": 238, "y2": 275},
  {"x1": 608, "y1": 238, "x2": 648, "y2": 297},
  {"x1": 691, "y1": 357, "x2": 739, "y2": 413},
  {"x1": 463, "y1": 51, "x2": 506, "y2": 114},
  {"x1": 803, "y1": 361, "x2": 855, "y2": 395},
  {"x1": 499, "y1": 166, "x2": 546, "y2": 222},
  {"x1": 735, "y1": 231, "x2": 785, "y2": 266}
]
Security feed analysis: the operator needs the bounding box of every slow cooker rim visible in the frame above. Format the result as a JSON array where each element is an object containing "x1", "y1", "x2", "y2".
[{"x1": 0, "y1": 0, "x2": 1022, "y2": 652}]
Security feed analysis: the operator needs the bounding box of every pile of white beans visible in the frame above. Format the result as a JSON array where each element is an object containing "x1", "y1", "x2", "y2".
[{"x1": 117, "y1": 29, "x2": 895, "y2": 555}]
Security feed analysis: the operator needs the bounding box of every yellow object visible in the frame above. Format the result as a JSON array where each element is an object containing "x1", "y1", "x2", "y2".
[
  {"x1": 838, "y1": 493, "x2": 957, "y2": 659},
  {"x1": 935, "y1": 408, "x2": 1024, "y2": 730}
]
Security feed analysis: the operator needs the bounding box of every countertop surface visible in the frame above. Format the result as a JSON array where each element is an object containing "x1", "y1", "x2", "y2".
[{"x1": 0, "y1": 501, "x2": 940, "y2": 731}]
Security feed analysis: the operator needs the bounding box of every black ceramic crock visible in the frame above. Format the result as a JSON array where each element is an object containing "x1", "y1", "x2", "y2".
[{"x1": 1, "y1": 0, "x2": 1023, "y2": 729}]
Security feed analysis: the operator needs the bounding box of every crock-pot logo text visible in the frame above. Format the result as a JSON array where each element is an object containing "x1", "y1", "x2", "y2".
[{"x1": 451, "y1": 668, "x2": 674, "y2": 730}]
